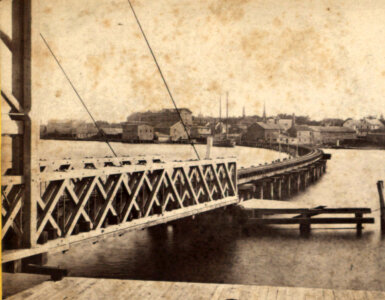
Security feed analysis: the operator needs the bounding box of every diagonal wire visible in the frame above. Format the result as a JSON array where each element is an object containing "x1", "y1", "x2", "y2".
[
  {"x1": 39, "y1": 33, "x2": 121, "y2": 165},
  {"x1": 127, "y1": 0, "x2": 201, "y2": 160}
]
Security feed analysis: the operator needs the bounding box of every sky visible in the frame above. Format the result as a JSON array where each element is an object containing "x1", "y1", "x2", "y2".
[{"x1": 3, "y1": 0, "x2": 385, "y2": 123}]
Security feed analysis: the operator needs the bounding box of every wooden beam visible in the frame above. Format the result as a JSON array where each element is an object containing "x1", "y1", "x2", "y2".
[{"x1": 248, "y1": 217, "x2": 374, "y2": 225}]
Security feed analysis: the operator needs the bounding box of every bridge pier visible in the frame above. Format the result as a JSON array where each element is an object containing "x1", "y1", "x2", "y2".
[
  {"x1": 258, "y1": 182, "x2": 264, "y2": 199},
  {"x1": 286, "y1": 174, "x2": 292, "y2": 199},
  {"x1": 296, "y1": 172, "x2": 302, "y2": 193}
]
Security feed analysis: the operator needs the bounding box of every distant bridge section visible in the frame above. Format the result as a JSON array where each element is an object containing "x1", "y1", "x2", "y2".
[{"x1": 237, "y1": 142, "x2": 330, "y2": 201}]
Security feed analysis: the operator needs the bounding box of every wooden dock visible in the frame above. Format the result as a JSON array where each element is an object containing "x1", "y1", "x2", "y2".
[
  {"x1": 237, "y1": 200, "x2": 374, "y2": 236},
  {"x1": 6, "y1": 277, "x2": 385, "y2": 300}
]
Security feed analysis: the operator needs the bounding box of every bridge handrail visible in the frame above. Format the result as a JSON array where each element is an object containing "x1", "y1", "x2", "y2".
[{"x1": 238, "y1": 146, "x2": 323, "y2": 179}]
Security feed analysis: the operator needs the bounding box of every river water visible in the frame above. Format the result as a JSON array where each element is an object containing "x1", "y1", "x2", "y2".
[
  {"x1": 4, "y1": 143, "x2": 385, "y2": 296},
  {"x1": 37, "y1": 140, "x2": 287, "y2": 168}
]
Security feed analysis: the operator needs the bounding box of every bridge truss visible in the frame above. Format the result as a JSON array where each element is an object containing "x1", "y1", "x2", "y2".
[{"x1": 2, "y1": 158, "x2": 237, "y2": 263}]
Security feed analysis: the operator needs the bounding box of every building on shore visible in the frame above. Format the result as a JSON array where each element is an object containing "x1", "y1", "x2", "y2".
[
  {"x1": 122, "y1": 122, "x2": 154, "y2": 142},
  {"x1": 310, "y1": 126, "x2": 356, "y2": 145},
  {"x1": 266, "y1": 117, "x2": 292, "y2": 131},
  {"x1": 98, "y1": 126, "x2": 123, "y2": 139},
  {"x1": 75, "y1": 123, "x2": 98, "y2": 139},
  {"x1": 361, "y1": 118, "x2": 385, "y2": 135},
  {"x1": 342, "y1": 118, "x2": 364, "y2": 136},
  {"x1": 243, "y1": 122, "x2": 281, "y2": 143},
  {"x1": 278, "y1": 134, "x2": 298, "y2": 145},
  {"x1": 190, "y1": 124, "x2": 211, "y2": 142},
  {"x1": 127, "y1": 108, "x2": 193, "y2": 126},
  {"x1": 343, "y1": 118, "x2": 385, "y2": 137},
  {"x1": 287, "y1": 125, "x2": 314, "y2": 145},
  {"x1": 154, "y1": 121, "x2": 189, "y2": 142},
  {"x1": 367, "y1": 131, "x2": 385, "y2": 145}
]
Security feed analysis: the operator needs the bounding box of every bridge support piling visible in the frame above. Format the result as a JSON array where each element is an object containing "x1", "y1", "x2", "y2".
[
  {"x1": 259, "y1": 183, "x2": 264, "y2": 200},
  {"x1": 270, "y1": 180, "x2": 275, "y2": 200},
  {"x1": 297, "y1": 173, "x2": 301, "y2": 193},
  {"x1": 277, "y1": 178, "x2": 282, "y2": 200},
  {"x1": 286, "y1": 175, "x2": 292, "y2": 198},
  {"x1": 304, "y1": 171, "x2": 308, "y2": 189}
]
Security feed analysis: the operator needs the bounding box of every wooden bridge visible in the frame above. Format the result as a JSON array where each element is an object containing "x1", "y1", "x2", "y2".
[
  {"x1": 238, "y1": 143, "x2": 329, "y2": 201},
  {"x1": 2, "y1": 156, "x2": 238, "y2": 266}
]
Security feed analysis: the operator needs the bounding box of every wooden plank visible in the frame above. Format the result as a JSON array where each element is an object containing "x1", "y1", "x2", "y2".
[
  {"x1": 133, "y1": 280, "x2": 178, "y2": 300},
  {"x1": 248, "y1": 217, "x2": 374, "y2": 225},
  {"x1": 240, "y1": 207, "x2": 372, "y2": 215},
  {"x1": 1, "y1": 175, "x2": 25, "y2": 185},
  {"x1": 160, "y1": 282, "x2": 187, "y2": 299},
  {"x1": 174, "y1": 282, "x2": 218, "y2": 300},
  {"x1": 217, "y1": 284, "x2": 241, "y2": 300},
  {"x1": 210, "y1": 285, "x2": 224, "y2": 300},
  {"x1": 322, "y1": 289, "x2": 336, "y2": 300},
  {"x1": 7, "y1": 279, "x2": 385, "y2": 300},
  {"x1": 265, "y1": 286, "x2": 279, "y2": 300}
]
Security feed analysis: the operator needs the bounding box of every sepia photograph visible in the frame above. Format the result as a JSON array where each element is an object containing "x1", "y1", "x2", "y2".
[{"x1": 1, "y1": 0, "x2": 385, "y2": 299}]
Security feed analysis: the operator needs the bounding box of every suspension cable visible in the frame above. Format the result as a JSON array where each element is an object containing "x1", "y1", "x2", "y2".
[
  {"x1": 40, "y1": 33, "x2": 122, "y2": 165},
  {"x1": 127, "y1": 0, "x2": 201, "y2": 160}
]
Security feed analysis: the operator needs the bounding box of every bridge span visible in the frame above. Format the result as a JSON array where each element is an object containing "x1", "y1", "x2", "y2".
[
  {"x1": 238, "y1": 143, "x2": 330, "y2": 201},
  {"x1": 2, "y1": 144, "x2": 329, "y2": 269}
]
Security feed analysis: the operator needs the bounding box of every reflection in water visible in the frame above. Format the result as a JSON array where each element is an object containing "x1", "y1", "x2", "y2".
[{"x1": 46, "y1": 149, "x2": 385, "y2": 291}]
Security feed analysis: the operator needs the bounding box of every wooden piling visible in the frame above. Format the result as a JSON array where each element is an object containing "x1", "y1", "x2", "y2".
[
  {"x1": 356, "y1": 212, "x2": 363, "y2": 237},
  {"x1": 297, "y1": 173, "x2": 301, "y2": 193},
  {"x1": 377, "y1": 181, "x2": 385, "y2": 234},
  {"x1": 287, "y1": 175, "x2": 291, "y2": 198}
]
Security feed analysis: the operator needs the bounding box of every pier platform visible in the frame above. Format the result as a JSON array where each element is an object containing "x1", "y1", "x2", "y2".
[{"x1": 6, "y1": 277, "x2": 385, "y2": 299}]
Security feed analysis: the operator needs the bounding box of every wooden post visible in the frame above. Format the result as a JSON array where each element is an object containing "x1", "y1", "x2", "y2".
[
  {"x1": 260, "y1": 183, "x2": 264, "y2": 200},
  {"x1": 304, "y1": 171, "x2": 308, "y2": 188},
  {"x1": 270, "y1": 180, "x2": 274, "y2": 199},
  {"x1": 300, "y1": 214, "x2": 311, "y2": 238},
  {"x1": 287, "y1": 175, "x2": 291, "y2": 198},
  {"x1": 355, "y1": 212, "x2": 363, "y2": 237},
  {"x1": 297, "y1": 173, "x2": 301, "y2": 192},
  {"x1": 277, "y1": 178, "x2": 282, "y2": 200},
  {"x1": 377, "y1": 181, "x2": 385, "y2": 234},
  {"x1": 8, "y1": 0, "x2": 40, "y2": 248}
]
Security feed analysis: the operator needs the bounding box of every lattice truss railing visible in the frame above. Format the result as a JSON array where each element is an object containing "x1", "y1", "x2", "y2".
[{"x1": 2, "y1": 160, "x2": 237, "y2": 248}]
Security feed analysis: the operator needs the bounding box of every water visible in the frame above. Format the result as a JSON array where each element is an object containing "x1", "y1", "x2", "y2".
[
  {"x1": 4, "y1": 145, "x2": 385, "y2": 296},
  {"x1": 38, "y1": 140, "x2": 286, "y2": 168}
]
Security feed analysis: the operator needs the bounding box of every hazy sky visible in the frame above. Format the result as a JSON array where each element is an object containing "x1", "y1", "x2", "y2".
[{"x1": 3, "y1": 0, "x2": 385, "y2": 122}]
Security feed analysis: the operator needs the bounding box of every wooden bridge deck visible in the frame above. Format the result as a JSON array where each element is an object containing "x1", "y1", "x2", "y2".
[{"x1": 7, "y1": 277, "x2": 385, "y2": 300}]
